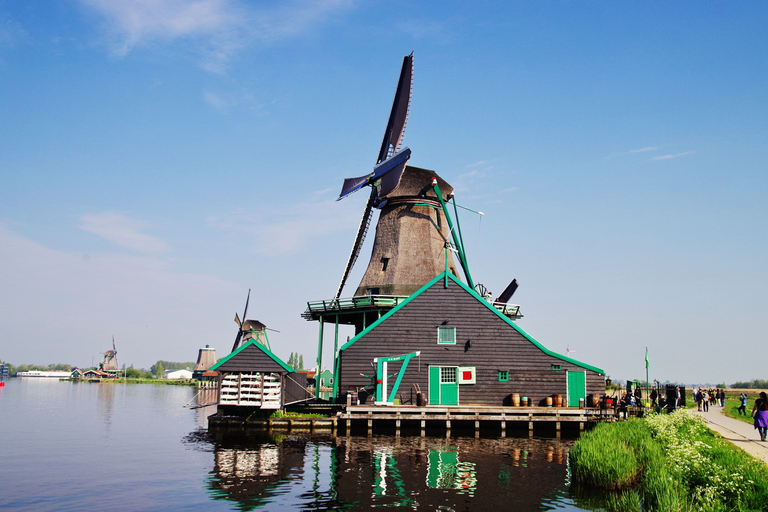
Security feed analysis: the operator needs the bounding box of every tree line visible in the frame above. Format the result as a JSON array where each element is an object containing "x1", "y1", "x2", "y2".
[
  {"x1": 0, "y1": 360, "x2": 72, "y2": 376},
  {"x1": 287, "y1": 352, "x2": 305, "y2": 371},
  {"x1": 150, "y1": 360, "x2": 196, "y2": 377},
  {"x1": 731, "y1": 379, "x2": 768, "y2": 389}
]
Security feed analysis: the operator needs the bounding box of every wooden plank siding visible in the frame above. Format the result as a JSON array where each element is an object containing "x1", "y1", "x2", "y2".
[
  {"x1": 212, "y1": 340, "x2": 293, "y2": 374},
  {"x1": 338, "y1": 273, "x2": 604, "y2": 407}
]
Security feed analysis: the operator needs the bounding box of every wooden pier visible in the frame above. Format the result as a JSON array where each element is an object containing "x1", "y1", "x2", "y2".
[
  {"x1": 208, "y1": 414, "x2": 339, "y2": 433},
  {"x1": 339, "y1": 404, "x2": 607, "y2": 437},
  {"x1": 208, "y1": 404, "x2": 612, "y2": 436}
]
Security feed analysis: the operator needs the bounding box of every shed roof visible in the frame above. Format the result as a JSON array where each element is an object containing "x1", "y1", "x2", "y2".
[
  {"x1": 210, "y1": 338, "x2": 294, "y2": 373},
  {"x1": 341, "y1": 271, "x2": 604, "y2": 374}
]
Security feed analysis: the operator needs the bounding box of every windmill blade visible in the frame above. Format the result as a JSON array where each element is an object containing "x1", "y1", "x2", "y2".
[
  {"x1": 374, "y1": 153, "x2": 409, "y2": 202},
  {"x1": 231, "y1": 289, "x2": 251, "y2": 353},
  {"x1": 497, "y1": 278, "x2": 518, "y2": 303},
  {"x1": 338, "y1": 174, "x2": 371, "y2": 201},
  {"x1": 242, "y1": 289, "x2": 251, "y2": 321},
  {"x1": 338, "y1": 147, "x2": 411, "y2": 202},
  {"x1": 334, "y1": 194, "x2": 375, "y2": 301},
  {"x1": 377, "y1": 52, "x2": 413, "y2": 164}
]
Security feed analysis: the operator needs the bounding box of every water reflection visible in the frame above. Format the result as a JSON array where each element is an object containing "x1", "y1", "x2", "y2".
[{"x1": 187, "y1": 432, "x2": 582, "y2": 511}]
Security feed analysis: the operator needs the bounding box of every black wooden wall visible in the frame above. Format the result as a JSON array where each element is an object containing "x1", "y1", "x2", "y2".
[
  {"x1": 216, "y1": 343, "x2": 289, "y2": 374},
  {"x1": 338, "y1": 277, "x2": 604, "y2": 406}
]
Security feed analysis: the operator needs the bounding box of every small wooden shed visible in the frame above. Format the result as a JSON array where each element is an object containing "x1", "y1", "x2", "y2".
[
  {"x1": 210, "y1": 339, "x2": 308, "y2": 414},
  {"x1": 336, "y1": 271, "x2": 605, "y2": 407}
]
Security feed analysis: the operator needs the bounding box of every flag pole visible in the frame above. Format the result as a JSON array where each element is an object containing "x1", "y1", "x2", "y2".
[{"x1": 645, "y1": 347, "x2": 649, "y2": 407}]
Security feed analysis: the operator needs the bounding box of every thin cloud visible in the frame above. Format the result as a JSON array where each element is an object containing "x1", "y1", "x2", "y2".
[
  {"x1": 649, "y1": 151, "x2": 695, "y2": 161},
  {"x1": 628, "y1": 147, "x2": 658, "y2": 154},
  {"x1": 77, "y1": 0, "x2": 355, "y2": 72},
  {"x1": 207, "y1": 193, "x2": 361, "y2": 254},
  {"x1": 79, "y1": 212, "x2": 170, "y2": 253}
]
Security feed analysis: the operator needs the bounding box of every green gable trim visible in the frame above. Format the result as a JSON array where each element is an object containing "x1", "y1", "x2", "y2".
[
  {"x1": 445, "y1": 272, "x2": 605, "y2": 374},
  {"x1": 210, "y1": 339, "x2": 294, "y2": 373},
  {"x1": 340, "y1": 271, "x2": 604, "y2": 375},
  {"x1": 340, "y1": 272, "x2": 448, "y2": 351}
]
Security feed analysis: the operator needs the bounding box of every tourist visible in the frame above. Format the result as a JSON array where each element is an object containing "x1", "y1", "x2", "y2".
[
  {"x1": 702, "y1": 389, "x2": 709, "y2": 412},
  {"x1": 738, "y1": 393, "x2": 748, "y2": 416},
  {"x1": 675, "y1": 386, "x2": 681, "y2": 410},
  {"x1": 650, "y1": 387, "x2": 658, "y2": 407},
  {"x1": 750, "y1": 391, "x2": 768, "y2": 442},
  {"x1": 696, "y1": 390, "x2": 703, "y2": 411},
  {"x1": 719, "y1": 389, "x2": 725, "y2": 407}
]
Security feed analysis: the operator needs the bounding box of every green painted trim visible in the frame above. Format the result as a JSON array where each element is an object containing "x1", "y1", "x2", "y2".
[
  {"x1": 210, "y1": 338, "x2": 294, "y2": 373},
  {"x1": 340, "y1": 271, "x2": 604, "y2": 375},
  {"x1": 340, "y1": 272, "x2": 448, "y2": 351}
]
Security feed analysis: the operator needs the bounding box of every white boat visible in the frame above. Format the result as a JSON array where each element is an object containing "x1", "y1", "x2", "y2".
[{"x1": 15, "y1": 371, "x2": 71, "y2": 378}]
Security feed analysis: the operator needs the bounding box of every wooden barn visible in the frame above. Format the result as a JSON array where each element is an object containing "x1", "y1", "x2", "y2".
[
  {"x1": 335, "y1": 271, "x2": 604, "y2": 408},
  {"x1": 210, "y1": 339, "x2": 309, "y2": 415}
]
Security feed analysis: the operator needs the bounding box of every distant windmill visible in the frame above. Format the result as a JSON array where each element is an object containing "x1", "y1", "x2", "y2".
[
  {"x1": 566, "y1": 345, "x2": 576, "y2": 358},
  {"x1": 99, "y1": 336, "x2": 119, "y2": 375},
  {"x1": 334, "y1": 53, "x2": 462, "y2": 299},
  {"x1": 231, "y1": 289, "x2": 273, "y2": 352}
]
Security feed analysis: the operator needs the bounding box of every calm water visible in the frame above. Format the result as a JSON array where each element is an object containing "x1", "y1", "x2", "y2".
[{"x1": 0, "y1": 378, "x2": 598, "y2": 511}]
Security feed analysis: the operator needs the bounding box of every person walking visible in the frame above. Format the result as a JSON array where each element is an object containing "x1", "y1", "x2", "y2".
[
  {"x1": 751, "y1": 391, "x2": 768, "y2": 442},
  {"x1": 738, "y1": 393, "x2": 748, "y2": 416},
  {"x1": 719, "y1": 389, "x2": 726, "y2": 407},
  {"x1": 702, "y1": 389, "x2": 709, "y2": 412}
]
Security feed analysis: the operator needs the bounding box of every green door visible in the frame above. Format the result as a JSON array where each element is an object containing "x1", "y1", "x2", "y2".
[
  {"x1": 567, "y1": 371, "x2": 586, "y2": 407},
  {"x1": 429, "y1": 366, "x2": 459, "y2": 405}
]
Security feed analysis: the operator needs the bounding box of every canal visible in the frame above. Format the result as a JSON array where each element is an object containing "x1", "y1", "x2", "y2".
[{"x1": 0, "y1": 378, "x2": 598, "y2": 511}]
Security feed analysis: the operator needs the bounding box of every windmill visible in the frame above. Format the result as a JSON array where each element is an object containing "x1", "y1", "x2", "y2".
[
  {"x1": 99, "y1": 336, "x2": 119, "y2": 375},
  {"x1": 231, "y1": 289, "x2": 272, "y2": 352},
  {"x1": 334, "y1": 53, "x2": 463, "y2": 299}
]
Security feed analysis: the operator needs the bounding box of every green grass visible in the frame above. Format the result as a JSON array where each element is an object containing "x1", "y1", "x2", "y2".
[
  {"x1": 720, "y1": 391, "x2": 761, "y2": 425},
  {"x1": 570, "y1": 411, "x2": 768, "y2": 512}
]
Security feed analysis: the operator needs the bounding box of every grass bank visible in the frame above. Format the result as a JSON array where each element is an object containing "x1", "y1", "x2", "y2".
[{"x1": 570, "y1": 411, "x2": 768, "y2": 512}]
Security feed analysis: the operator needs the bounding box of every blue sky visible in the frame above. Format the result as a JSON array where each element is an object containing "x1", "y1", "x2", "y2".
[{"x1": 1, "y1": 1, "x2": 766, "y2": 385}]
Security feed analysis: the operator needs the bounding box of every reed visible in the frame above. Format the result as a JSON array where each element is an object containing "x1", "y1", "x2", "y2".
[{"x1": 570, "y1": 411, "x2": 768, "y2": 512}]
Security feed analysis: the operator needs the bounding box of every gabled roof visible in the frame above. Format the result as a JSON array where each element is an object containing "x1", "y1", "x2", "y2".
[
  {"x1": 210, "y1": 338, "x2": 294, "y2": 373},
  {"x1": 341, "y1": 271, "x2": 604, "y2": 374}
]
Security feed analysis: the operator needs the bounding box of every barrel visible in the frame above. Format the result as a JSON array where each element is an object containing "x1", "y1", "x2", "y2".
[
  {"x1": 545, "y1": 396, "x2": 553, "y2": 407},
  {"x1": 511, "y1": 393, "x2": 520, "y2": 407},
  {"x1": 553, "y1": 394, "x2": 563, "y2": 407},
  {"x1": 529, "y1": 397, "x2": 535, "y2": 406},
  {"x1": 589, "y1": 393, "x2": 600, "y2": 407},
  {"x1": 521, "y1": 397, "x2": 528, "y2": 407}
]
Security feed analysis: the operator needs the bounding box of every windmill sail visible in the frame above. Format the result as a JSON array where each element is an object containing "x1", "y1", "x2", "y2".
[
  {"x1": 377, "y1": 52, "x2": 413, "y2": 163},
  {"x1": 334, "y1": 195, "x2": 374, "y2": 301},
  {"x1": 231, "y1": 289, "x2": 251, "y2": 353},
  {"x1": 334, "y1": 54, "x2": 414, "y2": 299}
]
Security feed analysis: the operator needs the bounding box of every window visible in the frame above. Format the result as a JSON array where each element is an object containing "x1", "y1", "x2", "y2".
[
  {"x1": 381, "y1": 258, "x2": 389, "y2": 272},
  {"x1": 440, "y1": 366, "x2": 456, "y2": 384},
  {"x1": 551, "y1": 364, "x2": 562, "y2": 371},
  {"x1": 458, "y1": 366, "x2": 476, "y2": 384},
  {"x1": 437, "y1": 326, "x2": 456, "y2": 345},
  {"x1": 498, "y1": 370, "x2": 509, "y2": 382}
]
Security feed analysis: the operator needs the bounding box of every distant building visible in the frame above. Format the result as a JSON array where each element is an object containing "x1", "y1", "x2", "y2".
[
  {"x1": 0, "y1": 364, "x2": 9, "y2": 378},
  {"x1": 165, "y1": 369, "x2": 193, "y2": 380},
  {"x1": 193, "y1": 345, "x2": 217, "y2": 379}
]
